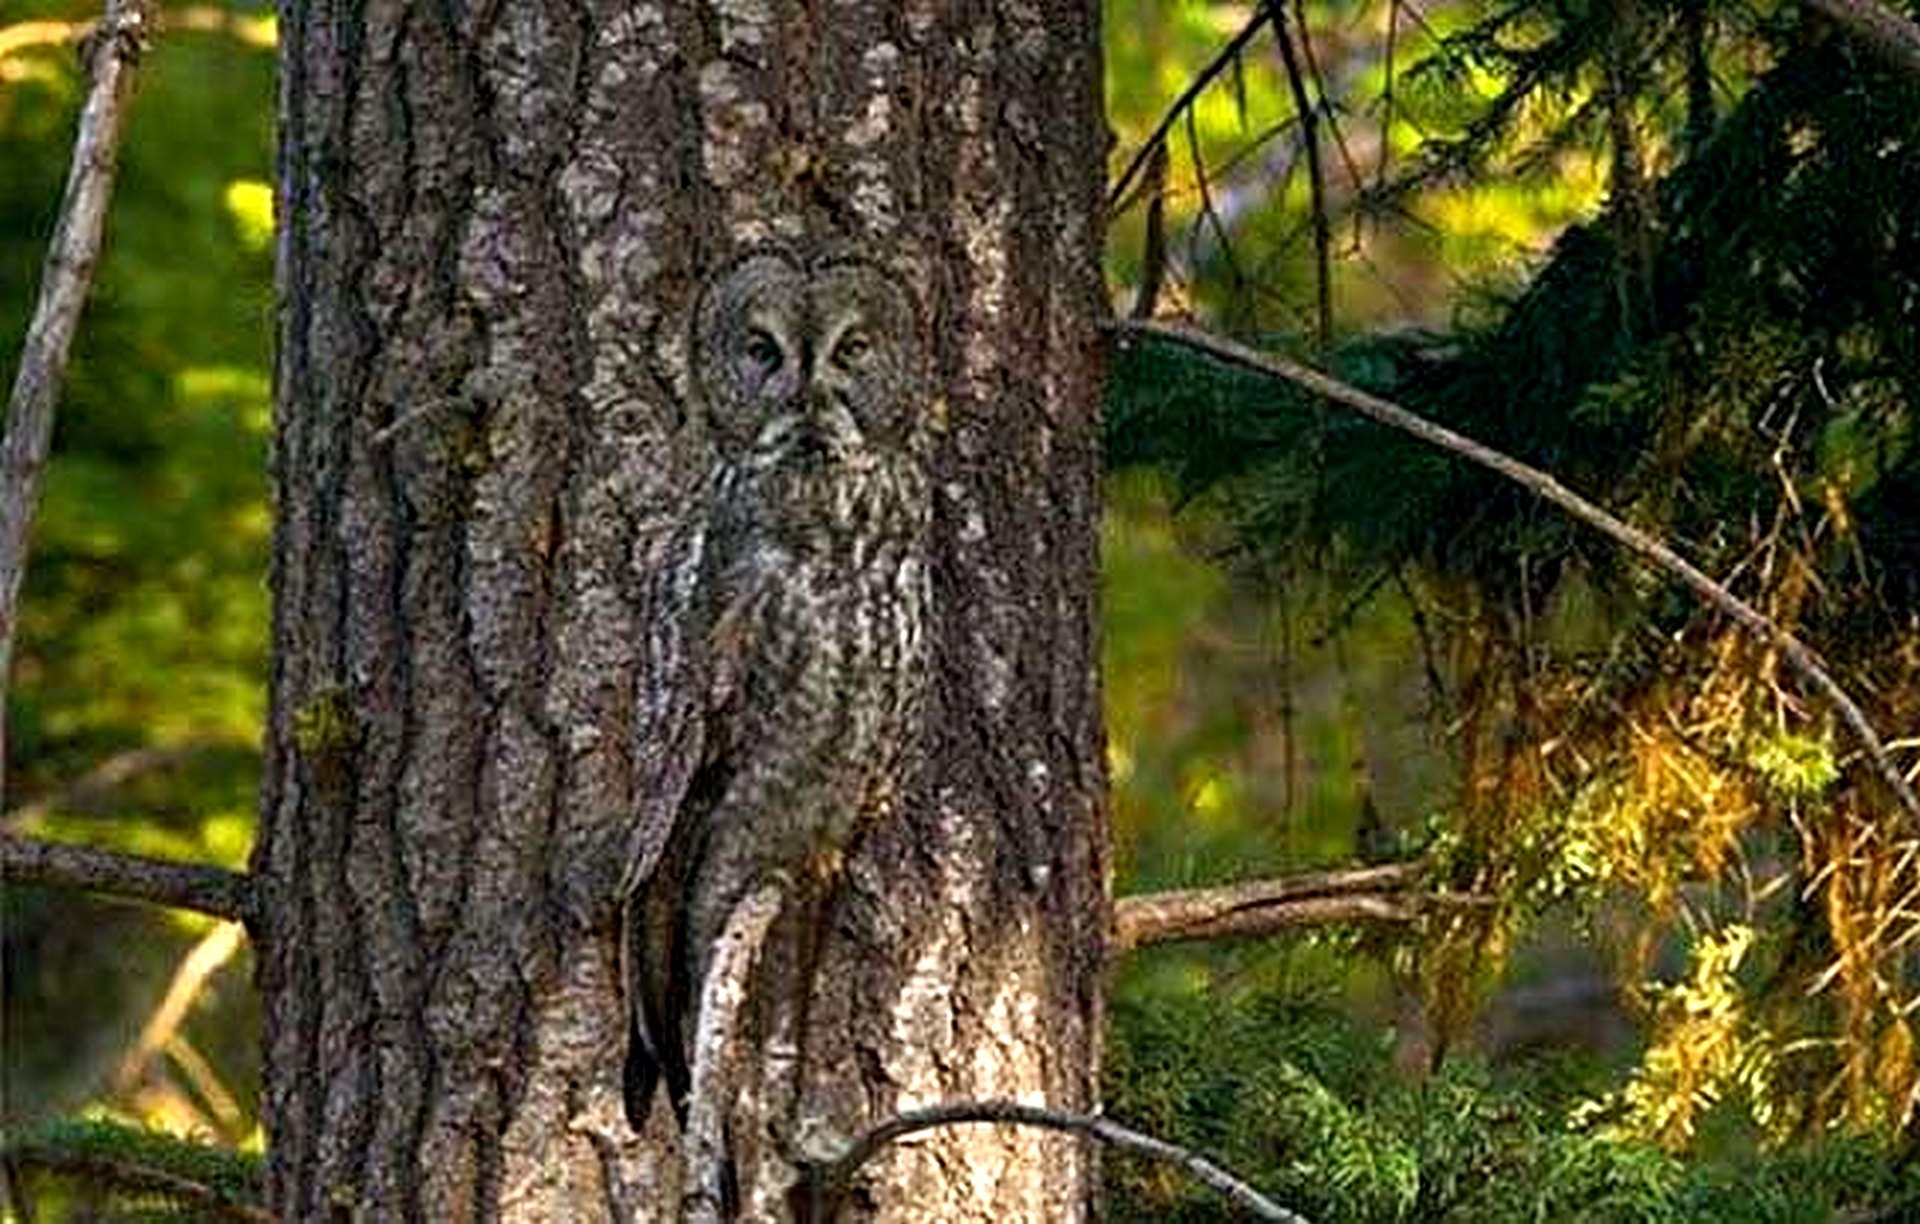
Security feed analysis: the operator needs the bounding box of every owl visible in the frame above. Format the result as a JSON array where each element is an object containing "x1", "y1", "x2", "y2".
[{"x1": 621, "y1": 246, "x2": 932, "y2": 1128}]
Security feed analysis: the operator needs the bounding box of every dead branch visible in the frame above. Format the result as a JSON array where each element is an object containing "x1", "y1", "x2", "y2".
[
  {"x1": 1121, "y1": 890, "x2": 1426, "y2": 951},
  {"x1": 0, "y1": 832, "x2": 253, "y2": 923},
  {"x1": 112, "y1": 921, "x2": 248, "y2": 1100},
  {"x1": 1127, "y1": 141, "x2": 1171, "y2": 320},
  {"x1": 1115, "y1": 862, "x2": 1423, "y2": 952},
  {"x1": 1264, "y1": 0, "x2": 1333, "y2": 353},
  {"x1": 1, "y1": 0, "x2": 151, "y2": 804},
  {"x1": 795, "y1": 1100, "x2": 1311, "y2": 1224},
  {"x1": 161, "y1": 1032, "x2": 248, "y2": 1136},
  {"x1": 4, "y1": 742, "x2": 222, "y2": 826},
  {"x1": 1803, "y1": 0, "x2": 1920, "y2": 78},
  {"x1": 1108, "y1": 13, "x2": 1270, "y2": 214},
  {"x1": 1113, "y1": 319, "x2": 1920, "y2": 828}
]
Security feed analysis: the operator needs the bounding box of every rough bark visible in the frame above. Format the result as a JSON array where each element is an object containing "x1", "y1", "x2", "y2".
[{"x1": 258, "y1": 2, "x2": 1107, "y2": 1220}]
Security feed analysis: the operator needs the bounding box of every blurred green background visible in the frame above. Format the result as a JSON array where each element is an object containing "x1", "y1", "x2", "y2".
[
  {"x1": 3, "y1": 1, "x2": 273, "y2": 1145},
  {"x1": 7, "y1": 1, "x2": 1920, "y2": 1219}
]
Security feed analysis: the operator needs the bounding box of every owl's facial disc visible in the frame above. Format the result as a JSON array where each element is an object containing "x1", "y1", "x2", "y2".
[
  {"x1": 693, "y1": 250, "x2": 808, "y2": 447},
  {"x1": 694, "y1": 248, "x2": 921, "y2": 468}
]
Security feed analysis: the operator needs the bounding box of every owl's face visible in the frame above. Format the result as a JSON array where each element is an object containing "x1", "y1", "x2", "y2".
[{"x1": 692, "y1": 249, "x2": 921, "y2": 469}]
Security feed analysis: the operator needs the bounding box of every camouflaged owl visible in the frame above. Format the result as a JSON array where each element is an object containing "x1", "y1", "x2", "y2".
[{"x1": 621, "y1": 246, "x2": 932, "y2": 1127}]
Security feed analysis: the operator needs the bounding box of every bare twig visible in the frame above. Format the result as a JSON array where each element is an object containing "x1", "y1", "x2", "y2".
[
  {"x1": 1113, "y1": 319, "x2": 1920, "y2": 828},
  {"x1": 1287, "y1": 0, "x2": 1365, "y2": 194},
  {"x1": 4, "y1": 742, "x2": 221, "y2": 826},
  {"x1": 796, "y1": 1100, "x2": 1312, "y2": 1224},
  {"x1": 1265, "y1": 0, "x2": 1333, "y2": 353},
  {"x1": 0, "y1": 20, "x2": 89, "y2": 62},
  {"x1": 0, "y1": 832, "x2": 253, "y2": 923},
  {"x1": 1209, "y1": 118, "x2": 1303, "y2": 182},
  {"x1": 1109, "y1": 13, "x2": 1270, "y2": 213},
  {"x1": 1185, "y1": 108, "x2": 1250, "y2": 307},
  {"x1": 1802, "y1": 0, "x2": 1920, "y2": 78},
  {"x1": 112, "y1": 921, "x2": 248, "y2": 1099},
  {"x1": 1392, "y1": 564, "x2": 1452, "y2": 716},
  {"x1": 1, "y1": 0, "x2": 151, "y2": 806},
  {"x1": 1376, "y1": 0, "x2": 1402, "y2": 190},
  {"x1": 1113, "y1": 862, "x2": 1491, "y2": 952},
  {"x1": 1127, "y1": 143, "x2": 1171, "y2": 320}
]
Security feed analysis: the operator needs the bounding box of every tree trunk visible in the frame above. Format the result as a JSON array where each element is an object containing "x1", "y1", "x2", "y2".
[{"x1": 256, "y1": 2, "x2": 1108, "y2": 1220}]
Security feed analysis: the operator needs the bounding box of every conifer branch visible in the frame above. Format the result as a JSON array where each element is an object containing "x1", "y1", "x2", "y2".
[
  {"x1": 795, "y1": 1100, "x2": 1311, "y2": 1224},
  {"x1": 0, "y1": 832, "x2": 253, "y2": 923},
  {"x1": 1, "y1": 0, "x2": 151, "y2": 804},
  {"x1": 4, "y1": 1122, "x2": 266, "y2": 1224},
  {"x1": 1115, "y1": 319, "x2": 1920, "y2": 829},
  {"x1": 3, "y1": 1148, "x2": 268, "y2": 1224}
]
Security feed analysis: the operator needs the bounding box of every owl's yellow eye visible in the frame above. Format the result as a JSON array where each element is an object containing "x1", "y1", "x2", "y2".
[
  {"x1": 833, "y1": 330, "x2": 873, "y2": 369},
  {"x1": 744, "y1": 329, "x2": 782, "y2": 374}
]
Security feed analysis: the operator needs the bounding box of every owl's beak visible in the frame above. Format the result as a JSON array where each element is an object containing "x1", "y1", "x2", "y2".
[
  {"x1": 789, "y1": 421, "x2": 834, "y2": 465},
  {"x1": 796, "y1": 388, "x2": 862, "y2": 464}
]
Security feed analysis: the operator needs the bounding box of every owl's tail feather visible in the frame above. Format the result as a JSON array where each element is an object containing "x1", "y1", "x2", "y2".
[
  {"x1": 623, "y1": 1011, "x2": 663, "y2": 1129},
  {"x1": 625, "y1": 848, "x2": 696, "y2": 1131},
  {"x1": 623, "y1": 965, "x2": 694, "y2": 1127}
]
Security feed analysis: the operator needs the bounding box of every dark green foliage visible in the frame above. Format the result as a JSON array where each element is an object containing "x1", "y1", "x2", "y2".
[
  {"x1": 3, "y1": 6, "x2": 274, "y2": 1135},
  {"x1": 6, "y1": 20, "x2": 275, "y2": 786},
  {"x1": 1104, "y1": 0, "x2": 1920, "y2": 1185},
  {"x1": 1109, "y1": 222, "x2": 1646, "y2": 600},
  {"x1": 1108, "y1": 27, "x2": 1920, "y2": 634},
  {"x1": 1104, "y1": 981, "x2": 1920, "y2": 1221},
  {"x1": 2, "y1": 1118, "x2": 263, "y2": 1223}
]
